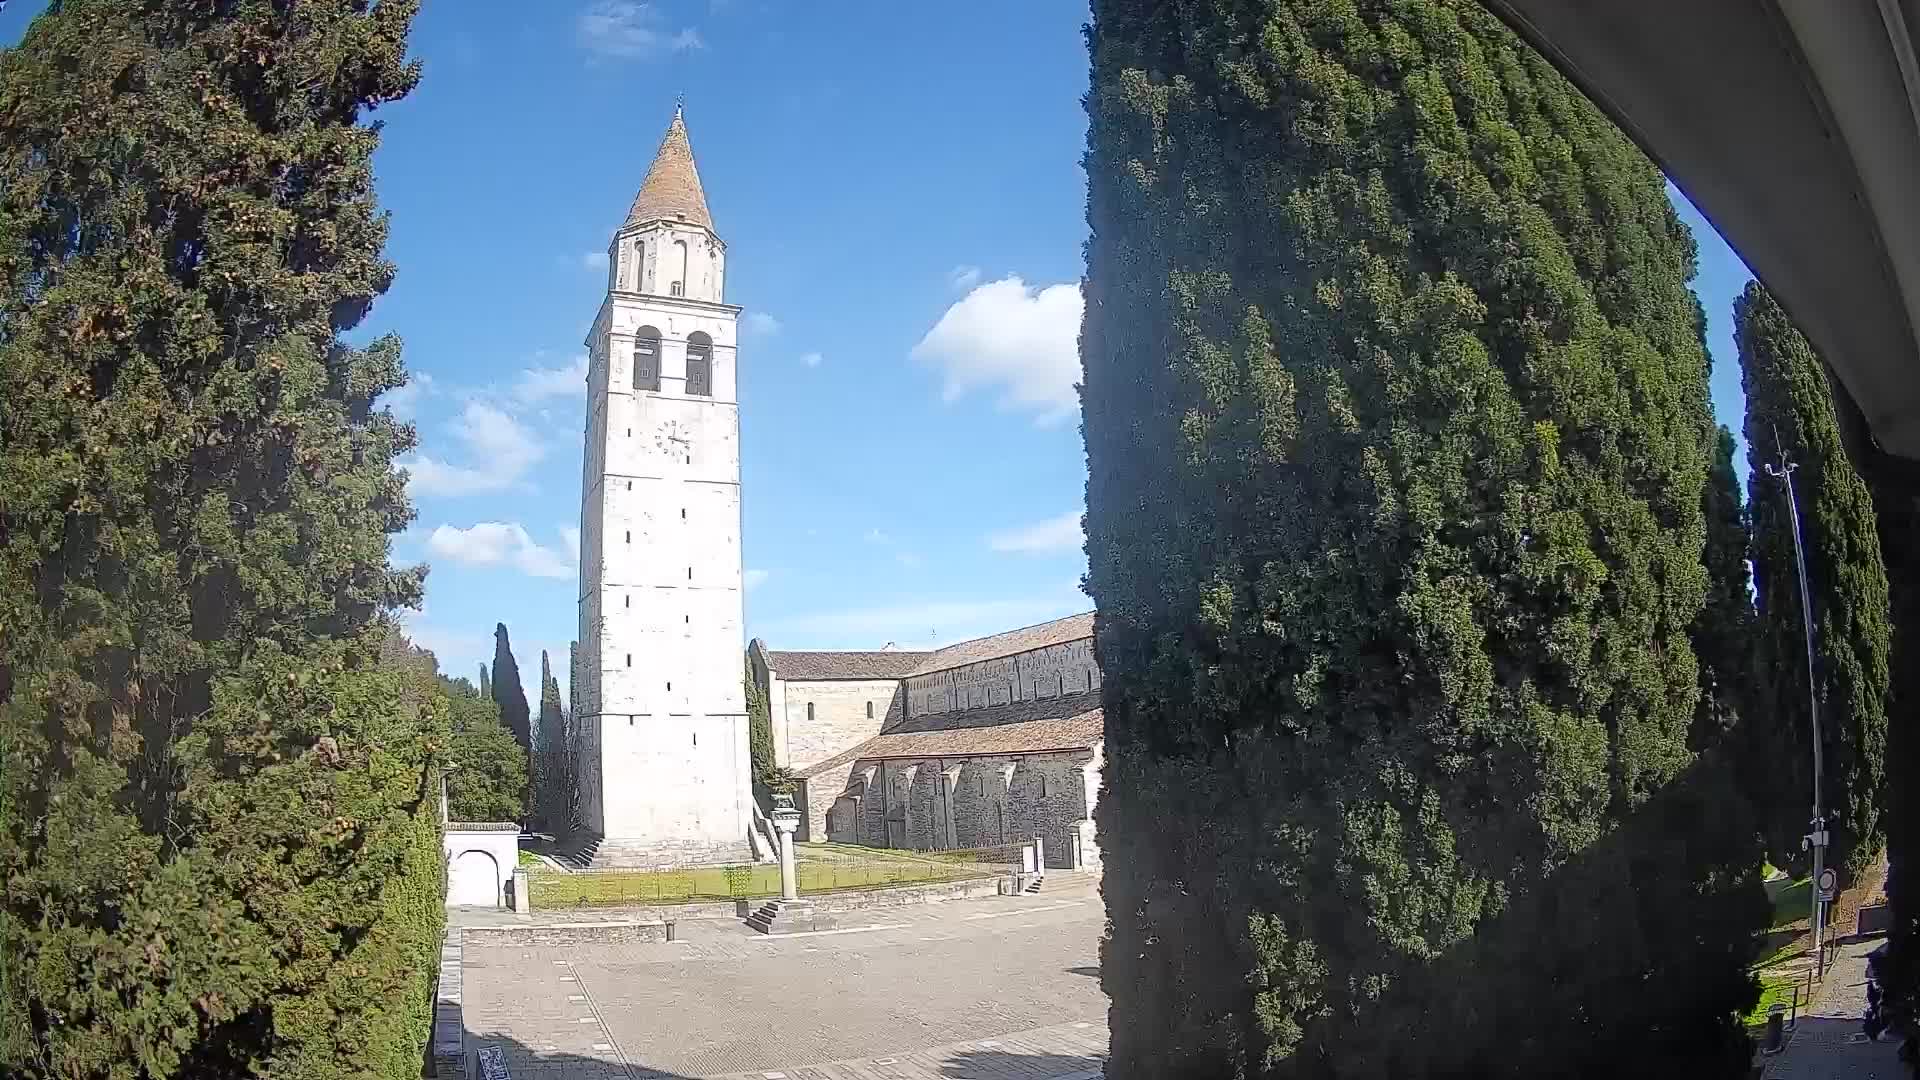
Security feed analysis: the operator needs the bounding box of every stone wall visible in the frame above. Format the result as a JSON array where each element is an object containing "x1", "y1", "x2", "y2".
[
  {"x1": 822, "y1": 749, "x2": 1099, "y2": 869},
  {"x1": 904, "y1": 637, "x2": 1101, "y2": 719},
  {"x1": 771, "y1": 678, "x2": 904, "y2": 772}
]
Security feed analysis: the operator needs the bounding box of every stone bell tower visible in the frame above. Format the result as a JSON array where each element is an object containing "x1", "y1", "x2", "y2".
[{"x1": 574, "y1": 106, "x2": 752, "y2": 867}]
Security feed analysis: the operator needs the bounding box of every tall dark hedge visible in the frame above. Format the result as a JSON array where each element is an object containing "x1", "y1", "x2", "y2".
[
  {"x1": 0, "y1": 1, "x2": 440, "y2": 1075},
  {"x1": 1080, "y1": 2, "x2": 1765, "y2": 1076},
  {"x1": 490, "y1": 622, "x2": 531, "y2": 752},
  {"x1": 1736, "y1": 281, "x2": 1891, "y2": 885},
  {"x1": 1860, "y1": 443, "x2": 1920, "y2": 1041}
]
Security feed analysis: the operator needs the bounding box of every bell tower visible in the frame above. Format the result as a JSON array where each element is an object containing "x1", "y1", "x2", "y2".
[{"x1": 575, "y1": 106, "x2": 752, "y2": 866}]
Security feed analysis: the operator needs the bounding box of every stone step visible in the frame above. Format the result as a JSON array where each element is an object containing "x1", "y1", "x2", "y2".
[{"x1": 745, "y1": 898, "x2": 840, "y2": 935}]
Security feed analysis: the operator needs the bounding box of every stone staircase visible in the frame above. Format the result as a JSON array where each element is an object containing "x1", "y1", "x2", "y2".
[
  {"x1": 1021, "y1": 873, "x2": 1046, "y2": 895},
  {"x1": 553, "y1": 832, "x2": 604, "y2": 870},
  {"x1": 745, "y1": 897, "x2": 839, "y2": 935}
]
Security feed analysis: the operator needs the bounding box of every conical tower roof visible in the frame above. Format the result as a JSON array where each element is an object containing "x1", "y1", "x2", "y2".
[{"x1": 623, "y1": 106, "x2": 713, "y2": 232}]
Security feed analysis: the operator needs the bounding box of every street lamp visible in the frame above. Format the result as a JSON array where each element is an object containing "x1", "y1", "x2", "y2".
[{"x1": 1765, "y1": 437, "x2": 1828, "y2": 978}]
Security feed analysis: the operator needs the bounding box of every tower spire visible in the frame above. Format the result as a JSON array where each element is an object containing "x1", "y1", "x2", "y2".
[{"x1": 624, "y1": 104, "x2": 712, "y2": 232}]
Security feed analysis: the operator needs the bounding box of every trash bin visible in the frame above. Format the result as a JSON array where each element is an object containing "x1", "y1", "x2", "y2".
[{"x1": 1764, "y1": 1005, "x2": 1787, "y2": 1055}]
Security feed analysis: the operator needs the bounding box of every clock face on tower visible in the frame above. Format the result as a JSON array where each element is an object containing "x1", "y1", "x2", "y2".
[{"x1": 653, "y1": 419, "x2": 690, "y2": 457}]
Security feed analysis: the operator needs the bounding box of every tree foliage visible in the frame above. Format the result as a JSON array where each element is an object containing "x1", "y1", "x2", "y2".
[
  {"x1": 1693, "y1": 426, "x2": 1754, "y2": 752},
  {"x1": 1080, "y1": 2, "x2": 1766, "y2": 1075},
  {"x1": 745, "y1": 657, "x2": 792, "y2": 797},
  {"x1": 1736, "y1": 281, "x2": 1891, "y2": 883},
  {"x1": 533, "y1": 648, "x2": 568, "y2": 830},
  {"x1": 447, "y1": 684, "x2": 526, "y2": 823},
  {"x1": 0, "y1": 1, "x2": 439, "y2": 1074},
  {"x1": 489, "y1": 622, "x2": 531, "y2": 752}
]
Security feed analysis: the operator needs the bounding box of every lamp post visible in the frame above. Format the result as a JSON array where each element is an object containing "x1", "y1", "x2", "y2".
[{"x1": 1765, "y1": 441, "x2": 1827, "y2": 978}]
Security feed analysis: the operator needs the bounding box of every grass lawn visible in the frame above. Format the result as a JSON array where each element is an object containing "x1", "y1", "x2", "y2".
[
  {"x1": 1769, "y1": 876, "x2": 1813, "y2": 928},
  {"x1": 1742, "y1": 969, "x2": 1807, "y2": 1032},
  {"x1": 517, "y1": 849, "x2": 543, "y2": 868},
  {"x1": 527, "y1": 855, "x2": 994, "y2": 908}
]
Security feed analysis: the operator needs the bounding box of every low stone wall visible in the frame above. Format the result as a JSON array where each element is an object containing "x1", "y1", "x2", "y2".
[
  {"x1": 431, "y1": 928, "x2": 463, "y2": 1078},
  {"x1": 464, "y1": 921, "x2": 672, "y2": 947},
  {"x1": 799, "y1": 876, "x2": 1004, "y2": 912}
]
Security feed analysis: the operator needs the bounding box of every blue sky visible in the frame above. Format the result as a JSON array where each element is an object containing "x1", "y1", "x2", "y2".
[{"x1": 1, "y1": 1, "x2": 1756, "y2": 709}]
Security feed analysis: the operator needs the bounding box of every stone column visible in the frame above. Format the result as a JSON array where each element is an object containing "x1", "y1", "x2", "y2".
[
  {"x1": 1033, "y1": 833, "x2": 1047, "y2": 872},
  {"x1": 773, "y1": 802, "x2": 801, "y2": 901}
]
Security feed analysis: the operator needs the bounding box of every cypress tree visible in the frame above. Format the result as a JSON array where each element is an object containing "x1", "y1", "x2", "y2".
[
  {"x1": 536, "y1": 649, "x2": 565, "y2": 828},
  {"x1": 478, "y1": 661, "x2": 491, "y2": 700},
  {"x1": 1736, "y1": 281, "x2": 1891, "y2": 884},
  {"x1": 1694, "y1": 425, "x2": 1755, "y2": 752},
  {"x1": 0, "y1": 1, "x2": 438, "y2": 1075},
  {"x1": 1081, "y1": 2, "x2": 1765, "y2": 1075},
  {"x1": 490, "y1": 623, "x2": 531, "y2": 752}
]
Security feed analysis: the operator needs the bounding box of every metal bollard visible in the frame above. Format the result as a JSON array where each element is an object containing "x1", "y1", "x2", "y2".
[
  {"x1": 665, "y1": 921, "x2": 676, "y2": 942},
  {"x1": 1763, "y1": 1005, "x2": 1787, "y2": 1054}
]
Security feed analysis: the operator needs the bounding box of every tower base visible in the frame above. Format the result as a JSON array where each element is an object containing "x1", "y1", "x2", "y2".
[{"x1": 571, "y1": 832, "x2": 755, "y2": 870}]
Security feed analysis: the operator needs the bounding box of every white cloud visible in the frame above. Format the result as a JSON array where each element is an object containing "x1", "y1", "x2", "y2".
[
  {"x1": 910, "y1": 276, "x2": 1083, "y2": 425},
  {"x1": 580, "y1": 251, "x2": 609, "y2": 271},
  {"x1": 743, "y1": 311, "x2": 782, "y2": 337},
  {"x1": 384, "y1": 371, "x2": 434, "y2": 421},
  {"x1": 988, "y1": 509, "x2": 1084, "y2": 555},
  {"x1": 513, "y1": 353, "x2": 589, "y2": 404},
  {"x1": 577, "y1": 2, "x2": 705, "y2": 60},
  {"x1": 427, "y1": 522, "x2": 576, "y2": 580},
  {"x1": 744, "y1": 568, "x2": 770, "y2": 590},
  {"x1": 561, "y1": 526, "x2": 581, "y2": 562},
  {"x1": 800, "y1": 351, "x2": 822, "y2": 369},
  {"x1": 401, "y1": 401, "x2": 544, "y2": 497},
  {"x1": 948, "y1": 265, "x2": 982, "y2": 291}
]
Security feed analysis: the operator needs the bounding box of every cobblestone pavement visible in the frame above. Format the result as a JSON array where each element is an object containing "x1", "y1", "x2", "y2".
[
  {"x1": 1763, "y1": 937, "x2": 1905, "y2": 1080},
  {"x1": 462, "y1": 887, "x2": 1108, "y2": 1078}
]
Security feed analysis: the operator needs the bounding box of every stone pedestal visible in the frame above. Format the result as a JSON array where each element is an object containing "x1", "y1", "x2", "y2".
[
  {"x1": 773, "y1": 802, "x2": 801, "y2": 901},
  {"x1": 745, "y1": 897, "x2": 840, "y2": 935}
]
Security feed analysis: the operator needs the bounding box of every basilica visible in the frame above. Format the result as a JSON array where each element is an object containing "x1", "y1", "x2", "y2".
[{"x1": 572, "y1": 108, "x2": 1103, "y2": 871}]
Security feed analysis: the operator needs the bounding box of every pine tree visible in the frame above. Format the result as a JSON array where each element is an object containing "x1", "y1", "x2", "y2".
[
  {"x1": 1737, "y1": 281, "x2": 1892, "y2": 884},
  {"x1": 490, "y1": 622, "x2": 531, "y2": 752},
  {"x1": 1081, "y1": 2, "x2": 1766, "y2": 1074},
  {"x1": 0, "y1": 1, "x2": 437, "y2": 1075}
]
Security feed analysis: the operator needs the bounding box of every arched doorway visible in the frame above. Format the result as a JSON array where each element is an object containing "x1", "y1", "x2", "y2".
[{"x1": 448, "y1": 849, "x2": 500, "y2": 907}]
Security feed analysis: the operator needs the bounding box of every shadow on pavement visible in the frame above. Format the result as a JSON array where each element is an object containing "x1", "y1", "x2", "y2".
[
  {"x1": 458, "y1": 1032, "x2": 1106, "y2": 1079},
  {"x1": 458, "y1": 1031, "x2": 697, "y2": 1079},
  {"x1": 1067, "y1": 965, "x2": 1102, "y2": 978},
  {"x1": 939, "y1": 1047, "x2": 1105, "y2": 1079}
]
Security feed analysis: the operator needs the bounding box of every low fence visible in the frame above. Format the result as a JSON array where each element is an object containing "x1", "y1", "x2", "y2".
[{"x1": 525, "y1": 846, "x2": 1012, "y2": 908}]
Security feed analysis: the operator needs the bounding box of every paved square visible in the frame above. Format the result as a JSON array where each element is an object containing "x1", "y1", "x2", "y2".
[{"x1": 461, "y1": 888, "x2": 1108, "y2": 1078}]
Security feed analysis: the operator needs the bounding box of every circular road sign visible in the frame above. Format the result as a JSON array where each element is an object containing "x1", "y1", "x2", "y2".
[{"x1": 1818, "y1": 868, "x2": 1838, "y2": 898}]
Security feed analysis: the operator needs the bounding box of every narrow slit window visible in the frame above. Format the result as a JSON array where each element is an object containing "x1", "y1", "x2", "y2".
[
  {"x1": 866, "y1": 701, "x2": 874, "y2": 720},
  {"x1": 806, "y1": 702, "x2": 814, "y2": 722},
  {"x1": 625, "y1": 654, "x2": 631, "y2": 667}
]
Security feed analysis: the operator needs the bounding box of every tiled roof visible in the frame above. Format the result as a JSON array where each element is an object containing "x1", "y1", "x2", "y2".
[
  {"x1": 624, "y1": 106, "x2": 713, "y2": 232},
  {"x1": 910, "y1": 611, "x2": 1095, "y2": 676},
  {"x1": 766, "y1": 650, "x2": 930, "y2": 681},
  {"x1": 800, "y1": 691, "x2": 1103, "y2": 777}
]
